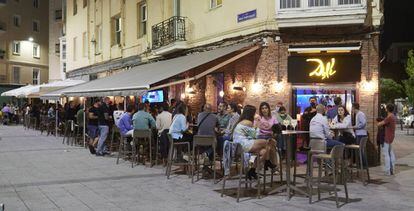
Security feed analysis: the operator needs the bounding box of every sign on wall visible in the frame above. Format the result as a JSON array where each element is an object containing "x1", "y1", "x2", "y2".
[
  {"x1": 237, "y1": 9, "x2": 257, "y2": 23},
  {"x1": 287, "y1": 54, "x2": 362, "y2": 83}
]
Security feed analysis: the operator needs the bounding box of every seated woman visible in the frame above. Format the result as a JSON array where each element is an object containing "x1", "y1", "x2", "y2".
[
  {"x1": 332, "y1": 105, "x2": 356, "y2": 145},
  {"x1": 254, "y1": 102, "x2": 278, "y2": 139},
  {"x1": 169, "y1": 103, "x2": 193, "y2": 143},
  {"x1": 233, "y1": 105, "x2": 278, "y2": 179}
]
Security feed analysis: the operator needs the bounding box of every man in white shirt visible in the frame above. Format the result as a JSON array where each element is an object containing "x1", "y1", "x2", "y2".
[
  {"x1": 310, "y1": 104, "x2": 343, "y2": 148},
  {"x1": 352, "y1": 103, "x2": 367, "y2": 144},
  {"x1": 157, "y1": 103, "x2": 172, "y2": 162}
]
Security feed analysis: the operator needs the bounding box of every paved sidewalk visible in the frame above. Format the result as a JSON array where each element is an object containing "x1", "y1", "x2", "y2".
[{"x1": 0, "y1": 125, "x2": 414, "y2": 211}]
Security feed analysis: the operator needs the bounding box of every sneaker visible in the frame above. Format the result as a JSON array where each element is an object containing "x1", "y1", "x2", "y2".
[
  {"x1": 385, "y1": 171, "x2": 392, "y2": 176},
  {"x1": 96, "y1": 152, "x2": 104, "y2": 157},
  {"x1": 88, "y1": 145, "x2": 96, "y2": 154}
]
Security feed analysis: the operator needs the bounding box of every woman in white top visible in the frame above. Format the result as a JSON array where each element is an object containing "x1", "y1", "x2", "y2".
[{"x1": 332, "y1": 105, "x2": 356, "y2": 145}]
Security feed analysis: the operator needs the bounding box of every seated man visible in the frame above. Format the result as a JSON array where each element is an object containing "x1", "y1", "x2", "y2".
[
  {"x1": 310, "y1": 104, "x2": 343, "y2": 148},
  {"x1": 156, "y1": 103, "x2": 172, "y2": 162},
  {"x1": 197, "y1": 103, "x2": 219, "y2": 162},
  {"x1": 132, "y1": 103, "x2": 156, "y2": 130},
  {"x1": 117, "y1": 105, "x2": 135, "y2": 137}
]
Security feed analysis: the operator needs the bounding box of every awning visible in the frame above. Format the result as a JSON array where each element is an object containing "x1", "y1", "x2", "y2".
[
  {"x1": 1, "y1": 85, "x2": 35, "y2": 97},
  {"x1": 63, "y1": 42, "x2": 256, "y2": 97},
  {"x1": 27, "y1": 79, "x2": 85, "y2": 98},
  {"x1": 40, "y1": 86, "x2": 74, "y2": 100}
]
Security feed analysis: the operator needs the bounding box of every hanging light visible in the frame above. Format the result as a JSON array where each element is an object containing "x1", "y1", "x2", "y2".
[
  {"x1": 361, "y1": 80, "x2": 376, "y2": 92},
  {"x1": 219, "y1": 90, "x2": 224, "y2": 97}
]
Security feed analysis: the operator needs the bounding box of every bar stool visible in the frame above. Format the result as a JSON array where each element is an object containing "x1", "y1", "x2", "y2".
[
  {"x1": 345, "y1": 137, "x2": 370, "y2": 185},
  {"x1": 309, "y1": 144, "x2": 348, "y2": 208},
  {"x1": 221, "y1": 143, "x2": 263, "y2": 202},
  {"x1": 110, "y1": 126, "x2": 121, "y2": 152},
  {"x1": 166, "y1": 134, "x2": 191, "y2": 179},
  {"x1": 191, "y1": 135, "x2": 217, "y2": 184},
  {"x1": 116, "y1": 134, "x2": 134, "y2": 165},
  {"x1": 131, "y1": 129, "x2": 153, "y2": 168}
]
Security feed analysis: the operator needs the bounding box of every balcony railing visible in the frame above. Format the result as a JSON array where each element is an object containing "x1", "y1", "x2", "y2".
[{"x1": 152, "y1": 16, "x2": 187, "y2": 50}]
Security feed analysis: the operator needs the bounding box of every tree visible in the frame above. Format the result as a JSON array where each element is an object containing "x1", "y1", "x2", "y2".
[
  {"x1": 404, "y1": 50, "x2": 414, "y2": 105},
  {"x1": 380, "y1": 78, "x2": 404, "y2": 104}
]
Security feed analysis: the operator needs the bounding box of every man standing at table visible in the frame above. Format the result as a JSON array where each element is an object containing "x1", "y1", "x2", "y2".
[
  {"x1": 377, "y1": 103, "x2": 397, "y2": 176},
  {"x1": 352, "y1": 103, "x2": 367, "y2": 144},
  {"x1": 310, "y1": 104, "x2": 343, "y2": 148}
]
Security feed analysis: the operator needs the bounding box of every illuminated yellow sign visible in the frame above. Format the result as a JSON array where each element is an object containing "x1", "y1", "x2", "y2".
[{"x1": 306, "y1": 58, "x2": 337, "y2": 80}]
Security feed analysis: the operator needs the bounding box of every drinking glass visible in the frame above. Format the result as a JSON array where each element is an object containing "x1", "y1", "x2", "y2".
[
  {"x1": 283, "y1": 119, "x2": 290, "y2": 130},
  {"x1": 291, "y1": 119, "x2": 298, "y2": 130}
]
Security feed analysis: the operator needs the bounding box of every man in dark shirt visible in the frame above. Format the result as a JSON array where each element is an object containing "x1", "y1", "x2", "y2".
[
  {"x1": 96, "y1": 99, "x2": 110, "y2": 156},
  {"x1": 301, "y1": 97, "x2": 317, "y2": 148}
]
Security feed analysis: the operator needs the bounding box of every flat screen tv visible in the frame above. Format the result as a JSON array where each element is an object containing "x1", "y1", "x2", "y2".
[{"x1": 142, "y1": 90, "x2": 164, "y2": 103}]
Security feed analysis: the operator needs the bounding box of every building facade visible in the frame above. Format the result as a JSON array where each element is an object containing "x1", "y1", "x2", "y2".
[
  {"x1": 49, "y1": 0, "x2": 65, "y2": 82},
  {"x1": 0, "y1": 0, "x2": 49, "y2": 87}
]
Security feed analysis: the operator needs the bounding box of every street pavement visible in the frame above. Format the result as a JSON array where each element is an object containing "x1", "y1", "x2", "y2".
[{"x1": 0, "y1": 125, "x2": 414, "y2": 211}]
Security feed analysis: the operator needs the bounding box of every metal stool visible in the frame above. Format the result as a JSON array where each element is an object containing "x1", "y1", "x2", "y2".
[
  {"x1": 116, "y1": 134, "x2": 134, "y2": 165},
  {"x1": 310, "y1": 144, "x2": 348, "y2": 208},
  {"x1": 191, "y1": 135, "x2": 217, "y2": 184},
  {"x1": 221, "y1": 143, "x2": 263, "y2": 202},
  {"x1": 345, "y1": 137, "x2": 370, "y2": 185},
  {"x1": 110, "y1": 126, "x2": 121, "y2": 152},
  {"x1": 166, "y1": 134, "x2": 191, "y2": 179},
  {"x1": 132, "y1": 129, "x2": 153, "y2": 168}
]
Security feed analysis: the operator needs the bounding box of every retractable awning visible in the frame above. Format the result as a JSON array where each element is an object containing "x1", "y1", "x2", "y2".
[
  {"x1": 1, "y1": 85, "x2": 36, "y2": 97},
  {"x1": 62, "y1": 42, "x2": 257, "y2": 97},
  {"x1": 27, "y1": 79, "x2": 85, "y2": 98}
]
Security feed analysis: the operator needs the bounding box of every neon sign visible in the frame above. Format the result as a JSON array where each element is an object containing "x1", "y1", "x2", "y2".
[{"x1": 306, "y1": 58, "x2": 337, "y2": 80}]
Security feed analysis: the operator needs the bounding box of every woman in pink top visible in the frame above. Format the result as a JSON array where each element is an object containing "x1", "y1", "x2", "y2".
[{"x1": 255, "y1": 102, "x2": 278, "y2": 139}]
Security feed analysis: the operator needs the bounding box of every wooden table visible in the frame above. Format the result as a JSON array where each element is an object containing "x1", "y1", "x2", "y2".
[{"x1": 268, "y1": 130, "x2": 310, "y2": 200}]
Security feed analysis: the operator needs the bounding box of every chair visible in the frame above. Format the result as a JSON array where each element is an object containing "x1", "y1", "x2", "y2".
[
  {"x1": 166, "y1": 133, "x2": 191, "y2": 179},
  {"x1": 221, "y1": 143, "x2": 263, "y2": 202},
  {"x1": 116, "y1": 134, "x2": 134, "y2": 165},
  {"x1": 131, "y1": 129, "x2": 153, "y2": 168},
  {"x1": 306, "y1": 138, "x2": 327, "y2": 179},
  {"x1": 110, "y1": 126, "x2": 121, "y2": 152},
  {"x1": 309, "y1": 144, "x2": 348, "y2": 208},
  {"x1": 191, "y1": 135, "x2": 217, "y2": 184},
  {"x1": 345, "y1": 137, "x2": 370, "y2": 185}
]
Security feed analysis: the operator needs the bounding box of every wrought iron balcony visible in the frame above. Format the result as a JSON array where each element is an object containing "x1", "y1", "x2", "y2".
[{"x1": 152, "y1": 16, "x2": 187, "y2": 50}]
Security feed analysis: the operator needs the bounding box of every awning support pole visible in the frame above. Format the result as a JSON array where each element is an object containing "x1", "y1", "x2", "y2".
[
  {"x1": 83, "y1": 98, "x2": 86, "y2": 148},
  {"x1": 55, "y1": 100, "x2": 58, "y2": 137}
]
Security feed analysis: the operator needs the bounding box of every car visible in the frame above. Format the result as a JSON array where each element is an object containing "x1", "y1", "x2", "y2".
[{"x1": 404, "y1": 115, "x2": 414, "y2": 128}]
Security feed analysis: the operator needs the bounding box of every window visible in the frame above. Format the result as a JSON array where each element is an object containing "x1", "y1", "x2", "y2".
[
  {"x1": 83, "y1": 0, "x2": 87, "y2": 8},
  {"x1": 280, "y1": 0, "x2": 301, "y2": 8},
  {"x1": 33, "y1": 20, "x2": 40, "y2": 32},
  {"x1": 112, "y1": 16, "x2": 122, "y2": 45},
  {"x1": 55, "y1": 10, "x2": 62, "y2": 20},
  {"x1": 61, "y1": 41, "x2": 66, "y2": 60},
  {"x1": 138, "y1": 3, "x2": 147, "y2": 37},
  {"x1": 12, "y1": 41, "x2": 20, "y2": 55},
  {"x1": 73, "y1": 0, "x2": 77, "y2": 15},
  {"x1": 32, "y1": 68, "x2": 40, "y2": 85},
  {"x1": 13, "y1": 15, "x2": 21, "y2": 27},
  {"x1": 95, "y1": 25, "x2": 102, "y2": 53},
  {"x1": 73, "y1": 37, "x2": 77, "y2": 61},
  {"x1": 12, "y1": 66, "x2": 20, "y2": 84},
  {"x1": 33, "y1": 43, "x2": 40, "y2": 58},
  {"x1": 82, "y1": 32, "x2": 88, "y2": 57},
  {"x1": 62, "y1": 62, "x2": 67, "y2": 72},
  {"x1": 338, "y1": 0, "x2": 361, "y2": 4},
  {"x1": 210, "y1": 0, "x2": 222, "y2": 9},
  {"x1": 308, "y1": 0, "x2": 330, "y2": 7},
  {"x1": 33, "y1": 0, "x2": 39, "y2": 8},
  {"x1": 55, "y1": 43, "x2": 60, "y2": 54},
  {"x1": 89, "y1": 73, "x2": 98, "y2": 81}
]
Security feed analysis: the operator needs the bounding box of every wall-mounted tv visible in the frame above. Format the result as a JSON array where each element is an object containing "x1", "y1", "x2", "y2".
[{"x1": 142, "y1": 89, "x2": 164, "y2": 103}]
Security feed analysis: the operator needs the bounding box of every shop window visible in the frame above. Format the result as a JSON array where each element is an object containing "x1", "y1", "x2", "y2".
[
  {"x1": 32, "y1": 68, "x2": 40, "y2": 85},
  {"x1": 12, "y1": 41, "x2": 20, "y2": 55},
  {"x1": 33, "y1": 43, "x2": 40, "y2": 58},
  {"x1": 13, "y1": 15, "x2": 21, "y2": 27},
  {"x1": 138, "y1": 3, "x2": 147, "y2": 37},
  {"x1": 338, "y1": 0, "x2": 361, "y2": 5},
  {"x1": 280, "y1": 0, "x2": 300, "y2": 9},
  {"x1": 210, "y1": 0, "x2": 222, "y2": 9},
  {"x1": 308, "y1": 0, "x2": 330, "y2": 7},
  {"x1": 13, "y1": 66, "x2": 20, "y2": 84},
  {"x1": 112, "y1": 16, "x2": 122, "y2": 45}
]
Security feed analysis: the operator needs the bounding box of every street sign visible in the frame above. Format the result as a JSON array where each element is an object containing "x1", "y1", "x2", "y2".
[{"x1": 237, "y1": 9, "x2": 257, "y2": 23}]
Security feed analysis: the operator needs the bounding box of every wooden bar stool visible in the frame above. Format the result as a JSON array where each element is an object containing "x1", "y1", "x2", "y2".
[
  {"x1": 131, "y1": 129, "x2": 153, "y2": 168},
  {"x1": 345, "y1": 137, "x2": 370, "y2": 185},
  {"x1": 191, "y1": 135, "x2": 217, "y2": 184},
  {"x1": 166, "y1": 134, "x2": 191, "y2": 179}
]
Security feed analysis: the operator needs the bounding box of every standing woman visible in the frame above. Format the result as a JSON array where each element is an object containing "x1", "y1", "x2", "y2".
[
  {"x1": 233, "y1": 105, "x2": 278, "y2": 179},
  {"x1": 255, "y1": 102, "x2": 278, "y2": 139},
  {"x1": 332, "y1": 105, "x2": 355, "y2": 145}
]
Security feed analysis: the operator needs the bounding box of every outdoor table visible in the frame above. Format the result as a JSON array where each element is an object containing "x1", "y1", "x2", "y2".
[{"x1": 268, "y1": 130, "x2": 310, "y2": 200}]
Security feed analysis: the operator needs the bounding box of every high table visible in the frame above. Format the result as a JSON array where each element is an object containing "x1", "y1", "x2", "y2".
[{"x1": 268, "y1": 130, "x2": 310, "y2": 200}]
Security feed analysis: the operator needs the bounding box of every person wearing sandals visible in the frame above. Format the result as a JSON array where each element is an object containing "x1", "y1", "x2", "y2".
[{"x1": 232, "y1": 105, "x2": 278, "y2": 180}]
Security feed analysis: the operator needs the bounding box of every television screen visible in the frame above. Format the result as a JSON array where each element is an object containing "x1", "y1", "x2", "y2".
[{"x1": 142, "y1": 90, "x2": 164, "y2": 103}]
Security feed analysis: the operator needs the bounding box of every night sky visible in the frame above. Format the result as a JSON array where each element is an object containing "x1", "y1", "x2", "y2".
[{"x1": 381, "y1": 0, "x2": 414, "y2": 53}]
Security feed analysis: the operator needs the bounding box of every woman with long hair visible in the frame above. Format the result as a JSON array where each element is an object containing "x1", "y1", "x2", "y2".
[
  {"x1": 255, "y1": 102, "x2": 278, "y2": 139},
  {"x1": 332, "y1": 105, "x2": 355, "y2": 145},
  {"x1": 232, "y1": 105, "x2": 278, "y2": 179}
]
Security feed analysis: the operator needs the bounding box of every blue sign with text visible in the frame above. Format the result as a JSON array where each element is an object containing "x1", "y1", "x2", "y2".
[{"x1": 237, "y1": 9, "x2": 257, "y2": 23}]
